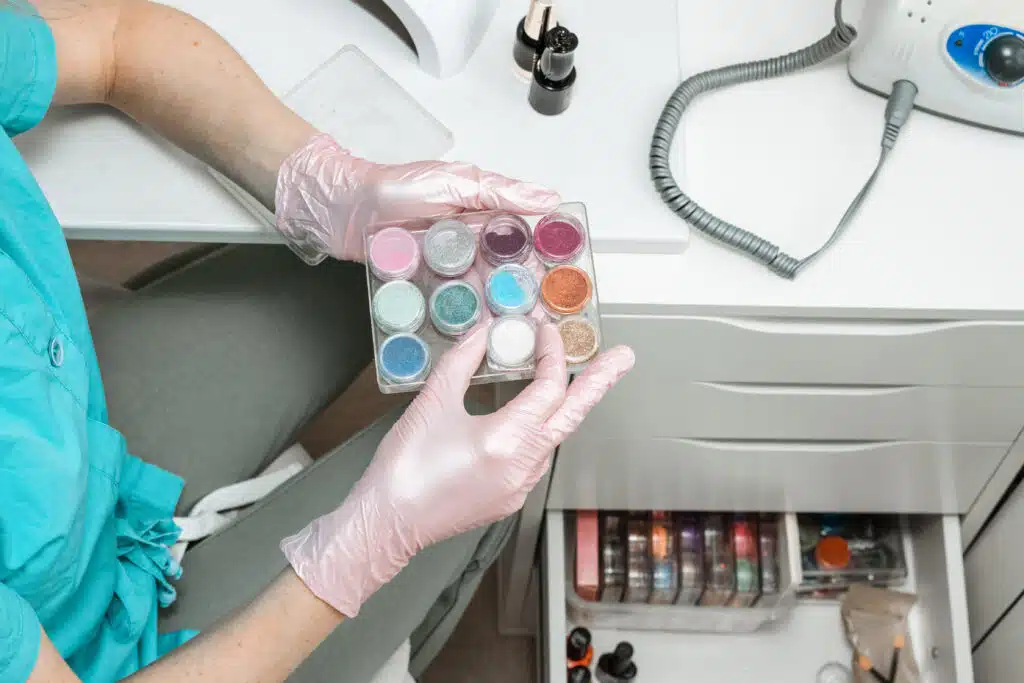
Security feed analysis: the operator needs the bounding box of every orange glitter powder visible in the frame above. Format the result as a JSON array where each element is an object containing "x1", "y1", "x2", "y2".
[{"x1": 540, "y1": 265, "x2": 592, "y2": 315}]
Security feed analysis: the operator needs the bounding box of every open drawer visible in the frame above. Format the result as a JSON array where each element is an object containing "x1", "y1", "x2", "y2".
[{"x1": 541, "y1": 510, "x2": 975, "y2": 683}]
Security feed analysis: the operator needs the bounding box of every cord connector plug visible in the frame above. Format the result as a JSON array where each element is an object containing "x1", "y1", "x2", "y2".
[{"x1": 882, "y1": 80, "x2": 919, "y2": 150}]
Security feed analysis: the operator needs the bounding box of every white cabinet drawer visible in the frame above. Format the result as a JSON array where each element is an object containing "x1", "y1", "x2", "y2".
[
  {"x1": 549, "y1": 438, "x2": 1009, "y2": 513},
  {"x1": 965, "y1": 477, "x2": 1024, "y2": 645},
  {"x1": 603, "y1": 315, "x2": 1024, "y2": 386},
  {"x1": 973, "y1": 593, "x2": 1024, "y2": 683},
  {"x1": 541, "y1": 510, "x2": 975, "y2": 683},
  {"x1": 572, "y1": 379, "x2": 1024, "y2": 442}
]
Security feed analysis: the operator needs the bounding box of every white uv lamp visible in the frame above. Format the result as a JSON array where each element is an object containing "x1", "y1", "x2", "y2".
[{"x1": 381, "y1": 0, "x2": 500, "y2": 78}]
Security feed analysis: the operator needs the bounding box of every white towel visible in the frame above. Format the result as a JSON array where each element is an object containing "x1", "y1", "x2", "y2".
[{"x1": 369, "y1": 640, "x2": 415, "y2": 683}]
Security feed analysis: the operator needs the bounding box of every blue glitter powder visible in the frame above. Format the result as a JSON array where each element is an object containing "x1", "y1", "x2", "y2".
[
  {"x1": 485, "y1": 264, "x2": 538, "y2": 316},
  {"x1": 379, "y1": 334, "x2": 430, "y2": 383},
  {"x1": 490, "y1": 272, "x2": 525, "y2": 308}
]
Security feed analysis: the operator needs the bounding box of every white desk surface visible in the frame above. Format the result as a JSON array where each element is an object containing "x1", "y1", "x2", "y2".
[{"x1": 15, "y1": 0, "x2": 1024, "y2": 319}]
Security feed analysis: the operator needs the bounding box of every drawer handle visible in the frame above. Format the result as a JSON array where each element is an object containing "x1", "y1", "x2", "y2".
[
  {"x1": 698, "y1": 382, "x2": 914, "y2": 397},
  {"x1": 675, "y1": 438, "x2": 901, "y2": 453},
  {"x1": 700, "y1": 317, "x2": 1008, "y2": 337}
]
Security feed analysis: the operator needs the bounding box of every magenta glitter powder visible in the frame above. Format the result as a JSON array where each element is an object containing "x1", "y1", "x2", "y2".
[{"x1": 533, "y1": 213, "x2": 585, "y2": 265}]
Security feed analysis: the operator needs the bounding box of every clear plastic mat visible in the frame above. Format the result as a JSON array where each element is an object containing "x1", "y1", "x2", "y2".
[{"x1": 208, "y1": 45, "x2": 454, "y2": 228}]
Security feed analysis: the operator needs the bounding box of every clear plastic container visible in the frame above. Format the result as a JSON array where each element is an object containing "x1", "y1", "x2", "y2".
[
  {"x1": 486, "y1": 264, "x2": 539, "y2": 316},
  {"x1": 378, "y1": 334, "x2": 431, "y2": 385},
  {"x1": 208, "y1": 45, "x2": 453, "y2": 231},
  {"x1": 363, "y1": 203, "x2": 604, "y2": 393},
  {"x1": 534, "y1": 212, "x2": 587, "y2": 265},
  {"x1": 623, "y1": 514, "x2": 652, "y2": 603},
  {"x1": 372, "y1": 280, "x2": 426, "y2": 334},
  {"x1": 429, "y1": 281, "x2": 482, "y2": 338},
  {"x1": 481, "y1": 214, "x2": 532, "y2": 266},
  {"x1": 649, "y1": 512, "x2": 679, "y2": 605},
  {"x1": 599, "y1": 512, "x2": 626, "y2": 603},
  {"x1": 487, "y1": 316, "x2": 537, "y2": 371},
  {"x1": 730, "y1": 515, "x2": 760, "y2": 607},
  {"x1": 423, "y1": 219, "x2": 478, "y2": 278},
  {"x1": 700, "y1": 514, "x2": 735, "y2": 607},
  {"x1": 676, "y1": 514, "x2": 705, "y2": 606},
  {"x1": 797, "y1": 514, "x2": 909, "y2": 598},
  {"x1": 566, "y1": 512, "x2": 801, "y2": 634}
]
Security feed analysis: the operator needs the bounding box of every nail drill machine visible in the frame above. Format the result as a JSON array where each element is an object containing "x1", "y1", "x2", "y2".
[{"x1": 650, "y1": 0, "x2": 1024, "y2": 278}]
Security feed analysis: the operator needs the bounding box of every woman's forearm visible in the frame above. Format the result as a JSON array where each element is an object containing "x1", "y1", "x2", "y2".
[
  {"x1": 127, "y1": 571, "x2": 343, "y2": 683},
  {"x1": 41, "y1": 0, "x2": 315, "y2": 208},
  {"x1": 27, "y1": 571, "x2": 343, "y2": 683}
]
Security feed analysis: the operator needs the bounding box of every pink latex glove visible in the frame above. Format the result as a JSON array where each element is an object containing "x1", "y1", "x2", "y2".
[
  {"x1": 275, "y1": 134, "x2": 562, "y2": 264},
  {"x1": 280, "y1": 324, "x2": 635, "y2": 618}
]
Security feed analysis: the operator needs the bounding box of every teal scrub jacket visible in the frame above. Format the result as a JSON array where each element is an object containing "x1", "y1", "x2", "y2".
[{"x1": 0, "y1": 9, "x2": 196, "y2": 683}]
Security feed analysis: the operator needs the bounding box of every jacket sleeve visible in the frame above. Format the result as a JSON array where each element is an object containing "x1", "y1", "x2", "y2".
[
  {"x1": 0, "y1": 4, "x2": 57, "y2": 136},
  {"x1": 0, "y1": 582, "x2": 42, "y2": 683}
]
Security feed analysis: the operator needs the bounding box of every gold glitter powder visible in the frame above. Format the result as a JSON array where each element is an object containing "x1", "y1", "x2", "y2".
[
  {"x1": 558, "y1": 317, "x2": 598, "y2": 364},
  {"x1": 541, "y1": 265, "x2": 592, "y2": 315}
]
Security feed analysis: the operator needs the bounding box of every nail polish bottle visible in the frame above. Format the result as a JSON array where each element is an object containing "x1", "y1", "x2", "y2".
[
  {"x1": 513, "y1": 0, "x2": 557, "y2": 81},
  {"x1": 567, "y1": 627, "x2": 594, "y2": 668},
  {"x1": 568, "y1": 665, "x2": 592, "y2": 683},
  {"x1": 595, "y1": 642, "x2": 638, "y2": 683},
  {"x1": 529, "y1": 26, "x2": 579, "y2": 116}
]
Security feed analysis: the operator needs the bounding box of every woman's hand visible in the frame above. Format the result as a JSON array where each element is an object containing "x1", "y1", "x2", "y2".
[
  {"x1": 281, "y1": 324, "x2": 635, "y2": 618},
  {"x1": 275, "y1": 134, "x2": 561, "y2": 265}
]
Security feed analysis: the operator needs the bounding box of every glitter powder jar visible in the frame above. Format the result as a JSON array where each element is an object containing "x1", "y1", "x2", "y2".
[
  {"x1": 429, "y1": 280, "x2": 482, "y2": 337},
  {"x1": 542, "y1": 265, "x2": 592, "y2": 317},
  {"x1": 368, "y1": 227, "x2": 420, "y2": 282},
  {"x1": 480, "y1": 214, "x2": 532, "y2": 266},
  {"x1": 676, "y1": 514, "x2": 705, "y2": 606},
  {"x1": 372, "y1": 280, "x2": 426, "y2": 335},
  {"x1": 649, "y1": 511, "x2": 680, "y2": 605},
  {"x1": 599, "y1": 512, "x2": 626, "y2": 603},
  {"x1": 533, "y1": 212, "x2": 585, "y2": 265},
  {"x1": 486, "y1": 264, "x2": 539, "y2": 316},
  {"x1": 423, "y1": 219, "x2": 478, "y2": 277},
  {"x1": 557, "y1": 317, "x2": 599, "y2": 364},
  {"x1": 378, "y1": 333, "x2": 431, "y2": 385},
  {"x1": 624, "y1": 513, "x2": 651, "y2": 603},
  {"x1": 487, "y1": 316, "x2": 536, "y2": 371}
]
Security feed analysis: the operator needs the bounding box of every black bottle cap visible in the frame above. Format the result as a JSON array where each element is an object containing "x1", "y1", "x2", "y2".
[
  {"x1": 567, "y1": 627, "x2": 592, "y2": 661},
  {"x1": 528, "y1": 26, "x2": 578, "y2": 116},
  {"x1": 568, "y1": 665, "x2": 592, "y2": 683},
  {"x1": 597, "y1": 642, "x2": 637, "y2": 680},
  {"x1": 539, "y1": 26, "x2": 579, "y2": 82}
]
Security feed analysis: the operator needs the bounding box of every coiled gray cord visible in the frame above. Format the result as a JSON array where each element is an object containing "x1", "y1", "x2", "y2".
[{"x1": 650, "y1": 0, "x2": 864, "y2": 278}]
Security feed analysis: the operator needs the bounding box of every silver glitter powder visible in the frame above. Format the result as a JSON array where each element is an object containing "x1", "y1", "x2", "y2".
[{"x1": 424, "y1": 219, "x2": 477, "y2": 277}]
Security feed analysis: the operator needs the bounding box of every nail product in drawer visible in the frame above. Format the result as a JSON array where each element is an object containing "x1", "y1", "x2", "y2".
[
  {"x1": 363, "y1": 203, "x2": 604, "y2": 393},
  {"x1": 566, "y1": 627, "x2": 594, "y2": 668},
  {"x1": 676, "y1": 514, "x2": 704, "y2": 606},
  {"x1": 624, "y1": 514, "x2": 652, "y2": 603},
  {"x1": 729, "y1": 515, "x2": 760, "y2": 608},
  {"x1": 599, "y1": 512, "x2": 626, "y2": 603},
  {"x1": 700, "y1": 514, "x2": 735, "y2": 606},
  {"x1": 758, "y1": 513, "x2": 781, "y2": 608},
  {"x1": 799, "y1": 514, "x2": 908, "y2": 598},
  {"x1": 567, "y1": 512, "x2": 799, "y2": 633},
  {"x1": 595, "y1": 642, "x2": 638, "y2": 683},
  {"x1": 649, "y1": 511, "x2": 679, "y2": 605},
  {"x1": 575, "y1": 511, "x2": 599, "y2": 602}
]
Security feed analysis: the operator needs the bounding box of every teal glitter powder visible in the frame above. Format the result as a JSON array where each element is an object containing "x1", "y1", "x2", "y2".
[{"x1": 432, "y1": 283, "x2": 479, "y2": 326}]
